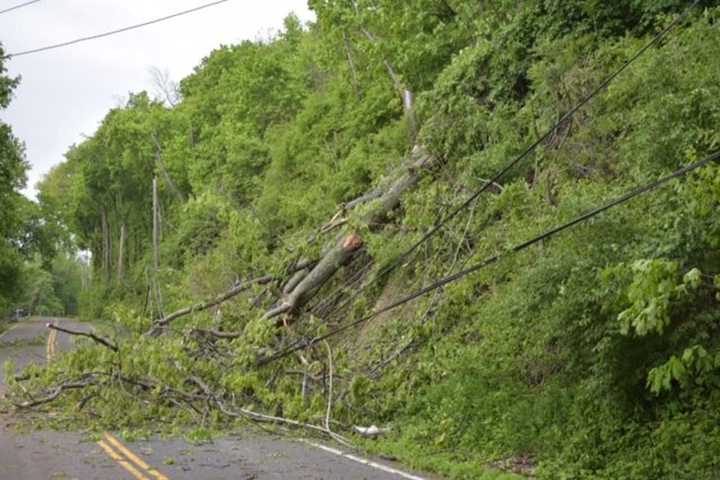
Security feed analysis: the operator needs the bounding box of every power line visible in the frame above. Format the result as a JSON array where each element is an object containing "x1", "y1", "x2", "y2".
[
  {"x1": 385, "y1": 0, "x2": 700, "y2": 265},
  {"x1": 260, "y1": 149, "x2": 720, "y2": 365},
  {"x1": 3, "y1": 0, "x2": 232, "y2": 59},
  {"x1": 316, "y1": 0, "x2": 701, "y2": 314},
  {"x1": 0, "y1": 0, "x2": 39, "y2": 16}
]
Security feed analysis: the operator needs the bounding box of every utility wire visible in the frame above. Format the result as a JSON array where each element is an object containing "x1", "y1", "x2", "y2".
[
  {"x1": 0, "y1": 0, "x2": 39, "y2": 16},
  {"x1": 320, "y1": 0, "x2": 702, "y2": 313},
  {"x1": 260, "y1": 149, "x2": 720, "y2": 365},
  {"x1": 3, "y1": 0, "x2": 232, "y2": 59}
]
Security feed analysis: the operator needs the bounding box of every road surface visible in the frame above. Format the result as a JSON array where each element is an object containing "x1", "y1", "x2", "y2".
[{"x1": 0, "y1": 317, "x2": 434, "y2": 480}]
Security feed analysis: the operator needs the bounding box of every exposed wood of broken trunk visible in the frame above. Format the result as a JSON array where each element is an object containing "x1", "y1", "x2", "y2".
[{"x1": 264, "y1": 144, "x2": 436, "y2": 322}]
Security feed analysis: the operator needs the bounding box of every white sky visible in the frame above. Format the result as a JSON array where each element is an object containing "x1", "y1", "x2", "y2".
[{"x1": 0, "y1": 0, "x2": 314, "y2": 198}]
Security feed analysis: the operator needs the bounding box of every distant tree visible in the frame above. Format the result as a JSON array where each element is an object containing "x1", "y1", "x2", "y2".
[{"x1": 0, "y1": 42, "x2": 30, "y2": 315}]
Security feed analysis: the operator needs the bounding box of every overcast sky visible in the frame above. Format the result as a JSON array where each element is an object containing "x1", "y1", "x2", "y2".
[{"x1": 0, "y1": 0, "x2": 314, "y2": 198}]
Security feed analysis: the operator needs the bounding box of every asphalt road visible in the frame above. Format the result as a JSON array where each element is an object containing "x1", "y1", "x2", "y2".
[{"x1": 0, "y1": 317, "x2": 434, "y2": 480}]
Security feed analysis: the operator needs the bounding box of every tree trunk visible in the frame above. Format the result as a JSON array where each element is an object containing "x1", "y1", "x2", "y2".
[
  {"x1": 342, "y1": 31, "x2": 359, "y2": 92},
  {"x1": 152, "y1": 133, "x2": 185, "y2": 203},
  {"x1": 152, "y1": 177, "x2": 164, "y2": 318},
  {"x1": 265, "y1": 145, "x2": 436, "y2": 321},
  {"x1": 117, "y1": 222, "x2": 126, "y2": 285},
  {"x1": 153, "y1": 177, "x2": 159, "y2": 274},
  {"x1": 100, "y1": 207, "x2": 111, "y2": 283}
]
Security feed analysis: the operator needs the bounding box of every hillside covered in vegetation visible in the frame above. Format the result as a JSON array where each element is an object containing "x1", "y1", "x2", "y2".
[{"x1": 4, "y1": 1, "x2": 720, "y2": 478}]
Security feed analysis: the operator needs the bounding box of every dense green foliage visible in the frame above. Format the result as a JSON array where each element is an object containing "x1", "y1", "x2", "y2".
[
  {"x1": 8, "y1": 2, "x2": 720, "y2": 478},
  {"x1": 0, "y1": 43, "x2": 28, "y2": 315},
  {"x1": 0, "y1": 45, "x2": 84, "y2": 318}
]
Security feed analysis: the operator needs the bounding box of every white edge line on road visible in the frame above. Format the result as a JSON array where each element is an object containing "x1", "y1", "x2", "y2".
[{"x1": 302, "y1": 440, "x2": 428, "y2": 480}]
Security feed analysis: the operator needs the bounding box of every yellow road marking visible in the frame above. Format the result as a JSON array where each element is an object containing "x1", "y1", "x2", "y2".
[
  {"x1": 46, "y1": 328, "x2": 57, "y2": 362},
  {"x1": 45, "y1": 326, "x2": 169, "y2": 480},
  {"x1": 46, "y1": 329, "x2": 52, "y2": 362},
  {"x1": 103, "y1": 432, "x2": 170, "y2": 480},
  {"x1": 98, "y1": 440, "x2": 150, "y2": 480}
]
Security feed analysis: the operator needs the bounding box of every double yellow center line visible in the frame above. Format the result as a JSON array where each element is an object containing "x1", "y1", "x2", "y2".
[
  {"x1": 97, "y1": 432, "x2": 169, "y2": 480},
  {"x1": 45, "y1": 327, "x2": 170, "y2": 480},
  {"x1": 46, "y1": 328, "x2": 57, "y2": 362}
]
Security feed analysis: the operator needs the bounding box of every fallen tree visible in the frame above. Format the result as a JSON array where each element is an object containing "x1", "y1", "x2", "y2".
[
  {"x1": 143, "y1": 144, "x2": 439, "y2": 334},
  {"x1": 11, "y1": 364, "x2": 352, "y2": 446},
  {"x1": 265, "y1": 144, "x2": 438, "y2": 322}
]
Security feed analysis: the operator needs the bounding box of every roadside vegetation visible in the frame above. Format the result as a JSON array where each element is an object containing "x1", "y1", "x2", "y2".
[
  {"x1": 0, "y1": 45, "x2": 84, "y2": 320},
  {"x1": 3, "y1": 2, "x2": 720, "y2": 479}
]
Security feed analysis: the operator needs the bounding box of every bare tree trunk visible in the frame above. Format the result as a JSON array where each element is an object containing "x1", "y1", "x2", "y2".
[
  {"x1": 100, "y1": 207, "x2": 111, "y2": 283},
  {"x1": 152, "y1": 177, "x2": 164, "y2": 318},
  {"x1": 100, "y1": 212, "x2": 107, "y2": 276},
  {"x1": 153, "y1": 177, "x2": 159, "y2": 274},
  {"x1": 347, "y1": 3, "x2": 418, "y2": 139},
  {"x1": 152, "y1": 133, "x2": 185, "y2": 203},
  {"x1": 117, "y1": 222, "x2": 126, "y2": 285},
  {"x1": 342, "y1": 31, "x2": 359, "y2": 91}
]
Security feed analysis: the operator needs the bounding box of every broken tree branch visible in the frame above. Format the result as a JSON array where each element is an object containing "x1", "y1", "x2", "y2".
[
  {"x1": 348, "y1": 1, "x2": 417, "y2": 137},
  {"x1": 151, "y1": 132, "x2": 186, "y2": 203},
  {"x1": 13, "y1": 375, "x2": 99, "y2": 409},
  {"x1": 149, "y1": 259, "x2": 319, "y2": 336},
  {"x1": 322, "y1": 341, "x2": 351, "y2": 447},
  {"x1": 190, "y1": 328, "x2": 242, "y2": 340},
  {"x1": 323, "y1": 341, "x2": 334, "y2": 431},
  {"x1": 150, "y1": 275, "x2": 274, "y2": 332},
  {"x1": 342, "y1": 30, "x2": 359, "y2": 91},
  {"x1": 47, "y1": 323, "x2": 118, "y2": 352},
  {"x1": 189, "y1": 375, "x2": 352, "y2": 446}
]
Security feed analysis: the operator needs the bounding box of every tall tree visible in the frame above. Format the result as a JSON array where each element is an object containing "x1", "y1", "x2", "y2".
[{"x1": 0, "y1": 43, "x2": 30, "y2": 314}]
